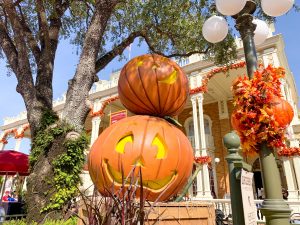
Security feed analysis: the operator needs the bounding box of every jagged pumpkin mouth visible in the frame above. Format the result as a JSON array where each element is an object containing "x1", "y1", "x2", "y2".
[{"x1": 102, "y1": 159, "x2": 177, "y2": 192}]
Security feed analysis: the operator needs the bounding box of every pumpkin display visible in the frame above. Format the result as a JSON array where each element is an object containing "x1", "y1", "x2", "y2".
[
  {"x1": 118, "y1": 54, "x2": 189, "y2": 117},
  {"x1": 270, "y1": 96, "x2": 294, "y2": 127},
  {"x1": 88, "y1": 115, "x2": 194, "y2": 201}
]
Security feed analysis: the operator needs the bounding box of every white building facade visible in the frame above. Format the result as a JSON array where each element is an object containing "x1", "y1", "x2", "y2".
[{"x1": 1, "y1": 32, "x2": 300, "y2": 202}]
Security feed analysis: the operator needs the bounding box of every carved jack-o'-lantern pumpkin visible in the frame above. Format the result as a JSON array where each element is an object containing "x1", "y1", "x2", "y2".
[
  {"x1": 118, "y1": 54, "x2": 189, "y2": 117},
  {"x1": 88, "y1": 115, "x2": 193, "y2": 201}
]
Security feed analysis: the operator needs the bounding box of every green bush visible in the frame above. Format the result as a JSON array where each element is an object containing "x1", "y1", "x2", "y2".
[{"x1": 3, "y1": 217, "x2": 77, "y2": 225}]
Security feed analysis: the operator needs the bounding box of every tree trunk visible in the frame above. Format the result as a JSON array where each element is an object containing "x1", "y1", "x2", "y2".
[
  {"x1": 25, "y1": 2, "x2": 119, "y2": 221},
  {"x1": 26, "y1": 132, "x2": 67, "y2": 222}
]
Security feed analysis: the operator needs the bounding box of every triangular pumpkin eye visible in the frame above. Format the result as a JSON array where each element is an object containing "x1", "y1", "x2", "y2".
[
  {"x1": 115, "y1": 134, "x2": 133, "y2": 154},
  {"x1": 151, "y1": 135, "x2": 167, "y2": 159},
  {"x1": 158, "y1": 70, "x2": 178, "y2": 84}
]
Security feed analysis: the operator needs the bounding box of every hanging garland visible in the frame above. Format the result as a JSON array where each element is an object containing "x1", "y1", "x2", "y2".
[
  {"x1": 15, "y1": 124, "x2": 30, "y2": 139},
  {"x1": 90, "y1": 96, "x2": 119, "y2": 117},
  {"x1": 0, "y1": 124, "x2": 30, "y2": 144},
  {"x1": 231, "y1": 65, "x2": 294, "y2": 156},
  {"x1": 278, "y1": 147, "x2": 300, "y2": 157},
  {"x1": 190, "y1": 61, "x2": 246, "y2": 95}
]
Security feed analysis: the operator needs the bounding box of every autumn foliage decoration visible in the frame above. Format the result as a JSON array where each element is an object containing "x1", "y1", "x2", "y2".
[{"x1": 231, "y1": 65, "x2": 294, "y2": 156}]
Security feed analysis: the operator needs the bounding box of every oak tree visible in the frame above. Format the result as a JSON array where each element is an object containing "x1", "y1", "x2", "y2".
[{"x1": 0, "y1": 0, "x2": 238, "y2": 222}]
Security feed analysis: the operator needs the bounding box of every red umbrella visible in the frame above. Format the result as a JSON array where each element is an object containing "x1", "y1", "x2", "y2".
[{"x1": 0, "y1": 150, "x2": 29, "y2": 176}]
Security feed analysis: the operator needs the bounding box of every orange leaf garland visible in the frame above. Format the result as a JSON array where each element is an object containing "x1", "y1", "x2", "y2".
[
  {"x1": 278, "y1": 147, "x2": 300, "y2": 157},
  {"x1": 231, "y1": 65, "x2": 294, "y2": 156},
  {"x1": 190, "y1": 61, "x2": 246, "y2": 95},
  {"x1": 90, "y1": 96, "x2": 119, "y2": 117}
]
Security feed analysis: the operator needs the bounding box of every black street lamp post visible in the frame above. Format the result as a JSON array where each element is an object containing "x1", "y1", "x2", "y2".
[
  {"x1": 202, "y1": 0, "x2": 294, "y2": 224},
  {"x1": 234, "y1": 1, "x2": 291, "y2": 225}
]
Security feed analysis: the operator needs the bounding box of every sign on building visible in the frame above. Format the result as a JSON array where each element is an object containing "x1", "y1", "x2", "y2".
[
  {"x1": 241, "y1": 169, "x2": 257, "y2": 225},
  {"x1": 110, "y1": 110, "x2": 127, "y2": 125}
]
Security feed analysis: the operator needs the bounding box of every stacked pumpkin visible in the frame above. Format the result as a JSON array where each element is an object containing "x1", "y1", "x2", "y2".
[{"x1": 88, "y1": 54, "x2": 194, "y2": 201}]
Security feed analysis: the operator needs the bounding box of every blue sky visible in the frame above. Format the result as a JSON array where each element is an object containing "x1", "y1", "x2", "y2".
[{"x1": 0, "y1": 9, "x2": 300, "y2": 152}]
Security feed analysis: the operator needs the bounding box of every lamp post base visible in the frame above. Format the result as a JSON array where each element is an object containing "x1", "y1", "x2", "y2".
[
  {"x1": 259, "y1": 142, "x2": 291, "y2": 225},
  {"x1": 260, "y1": 199, "x2": 291, "y2": 225}
]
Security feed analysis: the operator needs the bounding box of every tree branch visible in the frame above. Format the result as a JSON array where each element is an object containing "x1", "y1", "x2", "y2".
[
  {"x1": 48, "y1": 0, "x2": 69, "y2": 62},
  {"x1": 34, "y1": 0, "x2": 65, "y2": 110},
  {"x1": 63, "y1": 0, "x2": 119, "y2": 130},
  {"x1": 36, "y1": 0, "x2": 50, "y2": 53},
  {"x1": 17, "y1": 3, "x2": 41, "y2": 63},
  {"x1": 2, "y1": 0, "x2": 33, "y2": 82},
  {"x1": 95, "y1": 31, "x2": 142, "y2": 73},
  {"x1": 13, "y1": 0, "x2": 25, "y2": 6},
  {"x1": 141, "y1": 32, "x2": 210, "y2": 58},
  {"x1": 0, "y1": 15, "x2": 35, "y2": 112},
  {"x1": 0, "y1": 20, "x2": 19, "y2": 74}
]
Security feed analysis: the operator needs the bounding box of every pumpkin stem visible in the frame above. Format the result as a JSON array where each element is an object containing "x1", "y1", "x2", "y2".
[{"x1": 163, "y1": 116, "x2": 182, "y2": 127}]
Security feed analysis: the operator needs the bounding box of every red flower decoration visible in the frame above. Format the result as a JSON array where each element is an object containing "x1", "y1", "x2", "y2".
[{"x1": 194, "y1": 156, "x2": 211, "y2": 165}]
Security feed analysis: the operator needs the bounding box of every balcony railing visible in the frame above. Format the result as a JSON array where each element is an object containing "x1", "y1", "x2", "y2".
[
  {"x1": 187, "y1": 135, "x2": 215, "y2": 153},
  {"x1": 190, "y1": 198, "x2": 300, "y2": 224}
]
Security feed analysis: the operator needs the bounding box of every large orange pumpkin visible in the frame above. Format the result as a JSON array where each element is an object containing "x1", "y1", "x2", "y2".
[
  {"x1": 270, "y1": 96, "x2": 294, "y2": 127},
  {"x1": 88, "y1": 115, "x2": 193, "y2": 201},
  {"x1": 118, "y1": 54, "x2": 189, "y2": 117},
  {"x1": 231, "y1": 96, "x2": 294, "y2": 132}
]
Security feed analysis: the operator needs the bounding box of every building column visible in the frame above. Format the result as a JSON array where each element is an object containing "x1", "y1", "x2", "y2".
[
  {"x1": 281, "y1": 127, "x2": 299, "y2": 200},
  {"x1": 0, "y1": 133, "x2": 5, "y2": 150},
  {"x1": 90, "y1": 100, "x2": 103, "y2": 146},
  {"x1": 14, "y1": 138, "x2": 22, "y2": 152},
  {"x1": 279, "y1": 79, "x2": 299, "y2": 199},
  {"x1": 293, "y1": 156, "x2": 300, "y2": 200},
  {"x1": 191, "y1": 96, "x2": 203, "y2": 198},
  {"x1": 282, "y1": 157, "x2": 298, "y2": 200},
  {"x1": 14, "y1": 126, "x2": 25, "y2": 152},
  {"x1": 291, "y1": 139, "x2": 300, "y2": 199},
  {"x1": 80, "y1": 100, "x2": 102, "y2": 195},
  {"x1": 197, "y1": 93, "x2": 212, "y2": 199},
  {"x1": 90, "y1": 117, "x2": 101, "y2": 146}
]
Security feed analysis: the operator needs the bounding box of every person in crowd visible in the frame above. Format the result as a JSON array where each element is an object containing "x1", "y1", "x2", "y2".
[
  {"x1": 1, "y1": 191, "x2": 10, "y2": 202},
  {"x1": 8, "y1": 191, "x2": 16, "y2": 202},
  {"x1": 282, "y1": 188, "x2": 288, "y2": 200}
]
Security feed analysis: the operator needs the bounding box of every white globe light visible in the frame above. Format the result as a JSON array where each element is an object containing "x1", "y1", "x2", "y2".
[
  {"x1": 261, "y1": 0, "x2": 294, "y2": 17},
  {"x1": 215, "y1": 158, "x2": 220, "y2": 163},
  {"x1": 253, "y1": 19, "x2": 269, "y2": 45},
  {"x1": 202, "y1": 16, "x2": 229, "y2": 43},
  {"x1": 216, "y1": 0, "x2": 247, "y2": 16}
]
